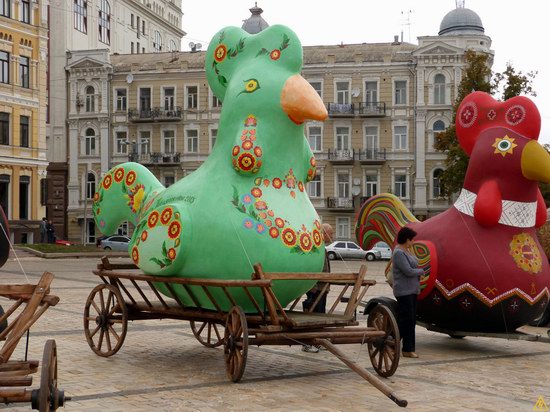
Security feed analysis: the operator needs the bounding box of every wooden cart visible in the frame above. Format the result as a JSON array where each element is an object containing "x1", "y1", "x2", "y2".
[
  {"x1": 84, "y1": 258, "x2": 407, "y2": 407},
  {"x1": 0, "y1": 271, "x2": 67, "y2": 411}
]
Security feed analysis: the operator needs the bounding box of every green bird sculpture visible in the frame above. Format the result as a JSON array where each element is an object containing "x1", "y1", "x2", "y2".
[{"x1": 93, "y1": 25, "x2": 328, "y2": 311}]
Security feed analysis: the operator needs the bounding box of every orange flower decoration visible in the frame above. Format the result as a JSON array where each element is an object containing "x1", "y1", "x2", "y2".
[
  {"x1": 314, "y1": 220, "x2": 321, "y2": 230},
  {"x1": 141, "y1": 231, "x2": 148, "y2": 242},
  {"x1": 232, "y1": 145, "x2": 240, "y2": 156},
  {"x1": 270, "y1": 49, "x2": 281, "y2": 60},
  {"x1": 93, "y1": 192, "x2": 100, "y2": 202},
  {"x1": 168, "y1": 221, "x2": 181, "y2": 239},
  {"x1": 147, "y1": 211, "x2": 159, "y2": 228},
  {"x1": 275, "y1": 218, "x2": 285, "y2": 228},
  {"x1": 298, "y1": 181, "x2": 304, "y2": 192},
  {"x1": 242, "y1": 140, "x2": 253, "y2": 150},
  {"x1": 282, "y1": 228, "x2": 297, "y2": 247},
  {"x1": 299, "y1": 232, "x2": 313, "y2": 252},
  {"x1": 310, "y1": 157, "x2": 316, "y2": 167},
  {"x1": 214, "y1": 44, "x2": 227, "y2": 62},
  {"x1": 161, "y1": 208, "x2": 173, "y2": 225},
  {"x1": 251, "y1": 187, "x2": 262, "y2": 198},
  {"x1": 131, "y1": 246, "x2": 139, "y2": 264},
  {"x1": 272, "y1": 178, "x2": 282, "y2": 189},
  {"x1": 267, "y1": 210, "x2": 274, "y2": 217},
  {"x1": 312, "y1": 229, "x2": 322, "y2": 247},
  {"x1": 114, "y1": 168, "x2": 125, "y2": 183},
  {"x1": 254, "y1": 147, "x2": 263, "y2": 157},
  {"x1": 269, "y1": 227, "x2": 279, "y2": 238},
  {"x1": 102, "y1": 174, "x2": 113, "y2": 190},
  {"x1": 126, "y1": 171, "x2": 136, "y2": 186},
  {"x1": 238, "y1": 153, "x2": 256, "y2": 171},
  {"x1": 167, "y1": 248, "x2": 177, "y2": 260}
]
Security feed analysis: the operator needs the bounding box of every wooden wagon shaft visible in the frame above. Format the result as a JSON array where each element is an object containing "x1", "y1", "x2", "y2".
[
  {"x1": 0, "y1": 376, "x2": 33, "y2": 386},
  {"x1": 314, "y1": 339, "x2": 407, "y2": 408},
  {"x1": 252, "y1": 330, "x2": 385, "y2": 340},
  {"x1": 0, "y1": 388, "x2": 34, "y2": 403},
  {"x1": 0, "y1": 361, "x2": 38, "y2": 373}
]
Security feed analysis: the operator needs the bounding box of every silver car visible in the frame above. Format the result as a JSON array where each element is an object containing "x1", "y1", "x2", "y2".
[
  {"x1": 326, "y1": 241, "x2": 380, "y2": 261},
  {"x1": 99, "y1": 235, "x2": 130, "y2": 251}
]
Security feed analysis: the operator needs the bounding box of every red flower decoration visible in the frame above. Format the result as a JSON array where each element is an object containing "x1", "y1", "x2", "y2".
[
  {"x1": 314, "y1": 220, "x2": 321, "y2": 230},
  {"x1": 272, "y1": 178, "x2": 282, "y2": 189},
  {"x1": 267, "y1": 210, "x2": 274, "y2": 217},
  {"x1": 264, "y1": 220, "x2": 272, "y2": 227},
  {"x1": 310, "y1": 157, "x2": 316, "y2": 167},
  {"x1": 254, "y1": 146, "x2": 263, "y2": 157},
  {"x1": 147, "y1": 211, "x2": 159, "y2": 228},
  {"x1": 282, "y1": 228, "x2": 297, "y2": 247},
  {"x1": 269, "y1": 227, "x2": 279, "y2": 238},
  {"x1": 255, "y1": 200, "x2": 267, "y2": 210},
  {"x1": 249, "y1": 129, "x2": 256, "y2": 135},
  {"x1": 232, "y1": 145, "x2": 240, "y2": 156},
  {"x1": 506, "y1": 105, "x2": 526, "y2": 126},
  {"x1": 251, "y1": 187, "x2": 263, "y2": 198},
  {"x1": 298, "y1": 181, "x2": 304, "y2": 192},
  {"x1": 141, "y1": 231, "x2": 148, "y2": 242},
  {"x1": 131, "y1": 246, "x2": 139, "y2": 264},
  {"x1": 160, "y1": 207, "x2": 173, "y2": 225},
  {"x1": 214, "y1": 44, "x2": 227, "y2": 63},
  {"x1": 242, "y1": 140, "x2": 253, "y2": 150},
  {"x1": 168, "y1": 221, "x2": 181, "y2": 239},
  {"x1": 126, "y1": 171, "x2": 137, "y2": 186},
  {"x1": 312, "y1": 229, "x2": 322, "y2": 247},
  {"x1": 167, "y1": 248, "x2": 177, "y2": 260},
  {"x1": 237, "y1": 153, "x2": 256, "y2": 171},
  {"x1": 114, "y1": 168, "x2": 125, "y2": 183},
  {"x1": 458, "y1": 102, "x2": 477, "y2": 128},
  {"x1": 275, "y1": 218, "x2": 285, "y2": 228},
  {"x1": 299, "y1": 232, "x2": 313, "y2": 252},
  {"x1": 93, "y1": 192, "x2": 100, "y2": 202},
  {"x1": 245, "y1": 115, "x2": 257, "y2": 127},
  {"x1": 270, "y1": 49, "x2": 281, "y2": 60},
  {"x1": 102, "y1": 174, "x2": 113, "y2": 190}
]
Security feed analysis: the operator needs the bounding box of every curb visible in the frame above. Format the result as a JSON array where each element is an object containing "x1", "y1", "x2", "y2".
[{"x1": 14, "y1": 246, "x2": 128, "y2": 259}]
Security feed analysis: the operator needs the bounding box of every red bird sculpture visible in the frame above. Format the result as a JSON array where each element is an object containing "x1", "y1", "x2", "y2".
[{"x1": 356, "y1": 91, "x2": 550, "y2": 332}]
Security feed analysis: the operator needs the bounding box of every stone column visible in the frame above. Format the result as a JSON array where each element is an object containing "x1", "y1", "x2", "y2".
[
  {"x1": 99, "y1": 117, "x2": 110, "y2": 172},
  {"x1": 67, "y1": 120, "x2": 80, "y2": 209},
  {"x1": 414, "y1": 109, "x2": 427, "y2": 214}
]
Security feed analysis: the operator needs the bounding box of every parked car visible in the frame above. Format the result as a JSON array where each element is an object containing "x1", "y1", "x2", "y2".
[
  {"x1": 370, "y1": 242, "x2": 392, "y2": 260},
  {"x1": 99, "y1": 235, "x2": 130, "y2": 251},
  {"x1": 326, "y1": 241, "x2": 380, "y2": 261}
]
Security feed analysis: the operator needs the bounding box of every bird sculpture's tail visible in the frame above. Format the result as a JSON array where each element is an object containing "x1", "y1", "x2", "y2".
[
  {"x1": 93, "y1": 163, "x2": 165, "y2": 235},
  {"x1": 355, "y1": 193, "x2": 418, "y2": 250}
]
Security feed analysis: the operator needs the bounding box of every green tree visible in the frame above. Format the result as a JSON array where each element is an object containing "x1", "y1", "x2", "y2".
[{"x1": 434, "y1": 51, "x2": 537, "y2": 196}]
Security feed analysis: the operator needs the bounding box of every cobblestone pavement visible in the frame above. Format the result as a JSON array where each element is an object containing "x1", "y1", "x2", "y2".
[{"x1": 1, "y1": 256, "x2": 549, "y2": 411}]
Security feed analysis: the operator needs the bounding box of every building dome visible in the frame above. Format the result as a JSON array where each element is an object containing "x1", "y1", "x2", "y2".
[
  {"x1": 439, "y1": 7, "x2": 484, "y2": 36},
  {"x1": 242, "y1": 3, "x2": 269, "y2": 34}
]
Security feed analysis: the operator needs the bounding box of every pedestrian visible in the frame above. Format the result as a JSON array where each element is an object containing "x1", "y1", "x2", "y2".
[
  {"x1": 392, "y1": 226, "x2": 424, "y2": 358},
  {"x1": 302, "y1": 223, "x2": 334, "y2": 353},
  {"x1": 40, "y1": 217, "x2": 47, "y2": 243},
  {"x1": 46, "y1": 220, "x2": 56, "y2": 244}
]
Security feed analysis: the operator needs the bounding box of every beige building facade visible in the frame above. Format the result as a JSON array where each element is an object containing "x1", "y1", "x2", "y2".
[{"x1": 0, "y1": 1, "x2": 49, "y2": 243}]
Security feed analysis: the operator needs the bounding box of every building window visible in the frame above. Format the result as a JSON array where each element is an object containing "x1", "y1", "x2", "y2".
[
  {"x1": 86, "y1": 172, "x2": 96, "y2": 199},
  {"x1": 139, "y1": 131, "x2": 150, "y2": 154},
  {"x1": 310, "y1": 81, "x2": 322, "y2": 98},
  {"x1": 0, "y1": 0, "x2": 11, "y2": 17},
  {"x1": 169, "y1": 40, "x2": 177, "y2": 52},
  {"x1": 19, "y1": 56, "x2": 30, "y2": 88},
  {"x1": 84, "y1": 128, "x2": 96, "y2": 156},
  {"x1": 1, "y1": 52, "x2": 9, "y2": 84},
  {"x1": 307, "y1": 173, "x2": 321, "y2": 198},
  {"x1": 154, "y1": 31, "x2": 162, "y2": 52},
  {"x1": 164, "y1": 175, "x2": 175, "y2": 187},
  {"x1": 163, "y1": 87, "x2": 175, "y2": 110},
  {"x1": 365, "y1": 172, "x2": 378, "y2": 198},
  {"x1": 142, "y1": 20, "x2": 146, "y2": 35},
  {"x1": 433, "y1": 169, "x2": 444, "y2": 198},
  {"x1": 434, "y1": 74, "x2": 446, "y2": 105},
  {"x1": 131, "y1": 42, "x2": 134, "y2": 54},
  {"x1": 393, "y1": 125, "x2": 407, "y2": 150},
  {"x1": 136, "y1": 42, "x2": 140, "y2": 53},
  {"x1": 115, "y1": 89, "x2": 127, "y2": 111},
  {"x1": 186, "y1": 86, "x2": 198, "y2": 109},
  {"x1": 139, "y1": 88, "x2": 151, "y2": 111},
  {"x1": 337, "y1": 171, "x2": 350, "y2": 198},
  {"x1": 210, "y1": 128, "x2": 217, "y2": 151},
  {"x1": 99, "y1": 0, "x2": 111, "y2": 45},
  {"x1": 19, "y1": 176, "x2": 30, "y2": 220},
  {"x1": 21, "y1": 0, "x2": 31, "y2": 23},
  {"x1": 186, "y1": 129, "x2": 198, "y2": 153},
  {"x1": 364, "y1": 126, "x2": 378, "y2": 156},
  {"x1": 211, "y1": 91, "x2": 222, "y2": 108},
  {"x1": 394, "y1": 173, "x2": 407, "y2": 198},
  {"x1": 136, "y1": 16, "x2": 140, "y2": 37},
  {"x1": 130, "y1": 13, "x2": 134, "y2": 28},
  {"x1": 85, "y1": 86, "x2": 95, "y2": 112},
  {"x1": 336, "y1": 126, "x2": 350, "y2": 151},
  {"x1": 117, "y1": 222, "x2": 128, "y2": 236},
  {"x1": 336, "y1": 217, "x2": 350, "y2": 240},
  {"x1": 74, "y1": 0, "x2": 87, "y2": 33},
  {"x1": 163, "y1": 130, "x2": 175, "y2": 153},
  {"x1": 87, "y1": 221, "x2": 96, "y2": 244},
  {"x1": 115, "y1": 131, "x2": 127, "y2": 154},
  {"x1": 0, "y1": 174, "x2": 9, "y2": 216},
  {"x1": 365, "y1": 81, "x2": 378, "y2": 107},
  {"x1": 20, "y1": 116, "x2": 29, "y2": 147},
  {"x1": 308, "y1": 126, "x2": 322, "y2": 152},
  {"x1": 0, "y1": 113, "x2": 9, "y2": 145},
  {"x1": 336, "y1": 81, "x2": 350, "y2": 104},
  {"x1": 394, "y1": 80, "x2": 407, "y2": 105},
  {"x1": 40, "y1": 178, "x2": 47, "y2": 206}
]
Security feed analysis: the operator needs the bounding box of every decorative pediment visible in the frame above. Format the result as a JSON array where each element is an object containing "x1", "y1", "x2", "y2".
[
  {"x1": 67, "y1": 57, "x2": 108, "y2": 70},
  {"x1": 413, "y1": 41, "x2": 462, "y2": 57}
]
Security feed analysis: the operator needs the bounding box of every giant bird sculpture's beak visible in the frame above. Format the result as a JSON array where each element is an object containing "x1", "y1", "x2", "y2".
[
  {"x1": 281, "y1": 75, "x2": 328, "y2": 125},
  {"x1": 521, "y1": 140, "x2": 550, "y2": 183}
]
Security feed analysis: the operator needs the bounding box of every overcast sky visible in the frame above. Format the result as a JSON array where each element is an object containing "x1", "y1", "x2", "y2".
[{"x1": 181, "y1": 0, "x2": 549, "y2": 143}]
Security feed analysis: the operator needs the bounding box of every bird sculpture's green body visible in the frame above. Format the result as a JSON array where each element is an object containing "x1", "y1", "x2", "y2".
[{"x1": 93, "y1": 25, "x2": 328, "y2": 311}]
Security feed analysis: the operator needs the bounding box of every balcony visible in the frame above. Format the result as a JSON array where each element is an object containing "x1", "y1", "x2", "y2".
[
  {"x1": 356, "y1": 148, "x2": 387, "y2": 164},
  {"x1": 128, "y1": 107, "x2": 183, "y2": 122},
  {"x1": 327, "y1": 103, "x2": 354, "y2": 117},
  {"x1": 358, "y1": 102, "x2": 386, "y2": 117},
  {"x1": 327, "y1": 149, "x2": 355, "y2": 164},
  {"x1": 128, "y1": 152, "x2": 181, "y2": 165},
  {"x1": 327, "y1": 197, "x2": 354, "y2": 210}
]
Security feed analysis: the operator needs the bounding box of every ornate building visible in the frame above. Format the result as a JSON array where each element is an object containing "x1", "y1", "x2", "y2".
[{"x1": 0, "y1": 0, "x2": 49, "y2": 242}]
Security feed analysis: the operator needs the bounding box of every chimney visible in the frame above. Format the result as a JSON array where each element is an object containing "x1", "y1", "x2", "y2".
[{"x1": 392, "y1": 35, "x2": 400, "y2": 45}]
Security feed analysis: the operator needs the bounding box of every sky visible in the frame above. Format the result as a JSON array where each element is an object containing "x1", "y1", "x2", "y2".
[{"x1": 180, "y1": 0, "x2": 549, "y2": 143}]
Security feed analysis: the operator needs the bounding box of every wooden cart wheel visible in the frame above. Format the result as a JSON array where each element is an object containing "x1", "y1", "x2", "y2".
[
  {"x1": 31, "y1": 340, "x2": 66, "y2": 411},
  {"x1": 223, "y1": 306, "x2": 248, "y2": 383},
  {"x1": 84, "y1": 284, "x2": 128, "y2": 357},
  {"x1": 367, "y1": 304, "x2": 400, "y2": 378},
  {"x1": 190, "y1": 321, "x2": 224, "y2": 348}
]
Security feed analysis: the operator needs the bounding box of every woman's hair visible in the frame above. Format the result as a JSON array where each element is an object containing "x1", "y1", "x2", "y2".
[{"x1": 397, "y1": 227, "x2": 417, "y2": 245}]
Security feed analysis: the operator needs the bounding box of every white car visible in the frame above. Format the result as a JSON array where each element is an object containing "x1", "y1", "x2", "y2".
[
  {"x1": 326, "y1": 241, "x2": 380, "y2": 261},
  {"x1": 369, "y1": 242, "x2": 392, "y2": 260}
]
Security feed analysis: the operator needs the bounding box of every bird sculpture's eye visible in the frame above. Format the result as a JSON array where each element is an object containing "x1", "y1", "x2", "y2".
[
  {"x1": 240, "y1": 78, "x2": 261, "y2": 95},
  {"x1": 492, "y1": 135, "x2": 517, "y2": 157}
]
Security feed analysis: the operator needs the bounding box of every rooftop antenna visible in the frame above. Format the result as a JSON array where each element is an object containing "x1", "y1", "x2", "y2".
[
  {"x1": 456, "y1": 0, "x2": 465, "y2": 8},
  {"x1": 400, "y1": 10, "x2": 413, "y2": 43}
]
